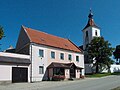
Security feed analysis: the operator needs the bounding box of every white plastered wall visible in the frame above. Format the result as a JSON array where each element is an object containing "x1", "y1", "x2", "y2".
[
  {"x1": 76, "y1": 69, "x2": 80, "y2": 78},
  {"x1": 0, "y1": 65, "x2": 12, "y2": 81},
  {"x1": 83, "y1": 26, "x2": 100, "y2": 50},
  {"x1": 65, "y1": 69, "x2": 70, "y2": 79},
  {"x1": 30, "y1": 43, "x2": 84, "y2": 81}
]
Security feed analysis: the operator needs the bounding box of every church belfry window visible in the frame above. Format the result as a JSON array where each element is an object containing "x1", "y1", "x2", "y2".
[
  {"x1": 95, "y1": 30, "x2": 97, "y2": 36},
  {"x1": 86, "y1": 31, "x2": 88, "y2": 37},
  {"x1": 85, "y1": 31, "x2": 89, "y2": 45}
]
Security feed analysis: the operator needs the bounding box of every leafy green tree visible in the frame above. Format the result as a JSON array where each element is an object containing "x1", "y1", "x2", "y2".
[
  {"x1": 113, "y1": 45, "x2": 120, "y2": 64},
  {"x1": 86, "y1": 37, "x2": 114, "y2": 73},
  {"x1": 0, "y1": 26, "x2": 4, "y2": 40}
]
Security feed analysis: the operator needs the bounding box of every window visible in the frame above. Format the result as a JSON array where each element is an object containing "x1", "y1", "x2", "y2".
[
  {"x1": 86, "y1": 31, "x2": 88, "y2": 37},
  {"x1": 39, "y1": 49, "x2": 44, "y2": 57},
  {"x1": 95, "y1": 30, "x2": 97, "y2": 36},
  {"x1": 76, "y1": 56, "x2": 79, "y2": 62},
  {"x1": 68, "y1": 54, "x2": 72, "y2": 60},
  {"x1": 51, "y1": 51, "x2": 55, "y2": 59},
  {"x1": 60, "y1": 53, "x2": 64, "y2": 60},
  {"x1": 53, "y1": 68, "x2": 64, "y2": 75},
  {"x1": 39, "y1": 66, "x2": 44, "y2": 74}
]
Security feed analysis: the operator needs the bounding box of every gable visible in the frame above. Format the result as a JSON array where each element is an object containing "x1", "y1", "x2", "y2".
[{"x1": 16, "y1": 26, "x2": 30, "y2": 53}]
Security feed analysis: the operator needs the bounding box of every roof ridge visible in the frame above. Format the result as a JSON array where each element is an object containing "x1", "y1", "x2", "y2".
[{"x1": 23, "y1": 26, "x2": 82, "y2": 53}]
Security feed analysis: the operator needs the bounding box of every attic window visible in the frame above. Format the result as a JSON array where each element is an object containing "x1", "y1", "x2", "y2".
[
  {"x1": 65, "y1": 44, "x2": 68, "y2": 47},
  {"x1": 40, "y1": 38, "x2": 45, "y2": 41}
]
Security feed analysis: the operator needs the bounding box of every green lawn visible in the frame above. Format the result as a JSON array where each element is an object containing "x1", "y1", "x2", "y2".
[
  {"x1": 86, "y1": 72, "x2": 120, "y2": 78},
  {"x1": 86, "y1": 73, "x2": 111, "y2": 78},
  {"x1": 111, "y1": 72, "x2": 120, "y2": 75}
]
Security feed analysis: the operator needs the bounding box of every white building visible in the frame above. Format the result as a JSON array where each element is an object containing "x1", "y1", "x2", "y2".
[{"x1": 15, "y1": 26, "x2": 84, "y2": 82}]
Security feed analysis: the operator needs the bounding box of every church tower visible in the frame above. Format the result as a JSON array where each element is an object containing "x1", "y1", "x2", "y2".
[
  {"x1": 82, "y1": 10, "x2": 101, "y2": 63},
  {"x1": 83, "y1": 10, "x2": 100, "y2": 50}
]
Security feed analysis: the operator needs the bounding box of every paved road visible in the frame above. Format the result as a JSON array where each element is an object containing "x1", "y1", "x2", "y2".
[{"x1": 0, "y1": 75, "x2": 120, "y2": 90}]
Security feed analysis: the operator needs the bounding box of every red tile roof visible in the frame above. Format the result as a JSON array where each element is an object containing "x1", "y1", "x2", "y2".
[{"x1": 23, "y1": 26, "x2": 82, "y2": 53}]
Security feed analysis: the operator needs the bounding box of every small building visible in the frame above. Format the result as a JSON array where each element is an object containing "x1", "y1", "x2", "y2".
[
  {"x1": 0, "y1": 52, "x2": 30, "y2": 83},
  {"x1": 15, "y1": 26, "x2": 84, "y2": 82}
]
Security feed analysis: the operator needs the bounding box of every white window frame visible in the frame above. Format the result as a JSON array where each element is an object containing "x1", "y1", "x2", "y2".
[
  {"x1": 51, "y1": 51, "x2": 55, "y2": 59},
  {"x1": 68, "y1": 54, "x2": 72, "y2": 61},
  {"x1": 39, "y1": 66, "x2": 44, "y2": 74},
  {"x1": 60, "y1": 53, "x2": 64, "y2": 60},
  {"x1": 76, "y1": 56, "x2": 79, "y2": 62},
  {"x1": 39, "y1": 49, "x2": 44, "y2": 57}
]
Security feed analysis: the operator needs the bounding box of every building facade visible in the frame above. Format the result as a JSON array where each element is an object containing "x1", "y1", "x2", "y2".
[
  {"x1": 0, "y1": 52, "x2": 30, "y2": 83},
  {"x1": 15, "y1": 26, "x2": 84, "y2": 82}
]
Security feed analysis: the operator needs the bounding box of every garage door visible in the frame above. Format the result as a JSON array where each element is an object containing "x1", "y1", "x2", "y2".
[{"x1": 12, "y1": 67, "x2": 28, "y2": 83}]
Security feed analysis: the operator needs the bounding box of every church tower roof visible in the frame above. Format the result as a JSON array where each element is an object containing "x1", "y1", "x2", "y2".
[{"x1": 83, "y1": 9, "x2": 99, "y2": 30}]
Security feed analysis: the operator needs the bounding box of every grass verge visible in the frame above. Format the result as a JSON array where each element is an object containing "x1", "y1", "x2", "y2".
[
  {"x1": 111, "y1": 86, "x2": 120, "y2": 90},
  {"x1": 86, "y1": 73, "x2": 111, "y2": 78},
  {"x1": 111, "y1": 72, "x2": 120, "y2": 75},
  {"x1": 86, "y1": 72, "x2": 120, "y2": 78}
]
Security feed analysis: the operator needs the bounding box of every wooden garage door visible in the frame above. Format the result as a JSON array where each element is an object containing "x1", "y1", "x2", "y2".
[{"x1": 12, "y1": 67, "x2": 28, "y2": 83}]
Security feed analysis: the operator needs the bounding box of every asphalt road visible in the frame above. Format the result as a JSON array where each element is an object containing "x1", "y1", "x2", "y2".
[{"x1": 0, "y1": 75, "x2": 120, "y2": 90}]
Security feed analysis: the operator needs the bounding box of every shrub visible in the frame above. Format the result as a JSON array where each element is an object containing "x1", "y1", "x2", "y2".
[
  {"x1": 80, "y1": 75, "x2": 85, "y2": 79},
  {"x1": 52, "y1": 75, "x2": 65, "y2": 81}
]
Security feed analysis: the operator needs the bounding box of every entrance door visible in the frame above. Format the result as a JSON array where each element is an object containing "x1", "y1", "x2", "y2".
[
  {"x1": 70, "y1": 66, "x2": 76, "y2": 78},
  {"x1": 12, "y1": 67, "x2": 28, "y2": 83}
]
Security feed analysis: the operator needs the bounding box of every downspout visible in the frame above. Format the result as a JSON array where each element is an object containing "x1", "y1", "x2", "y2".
[{"x1": 30, "y1": 43, "x2": 33, "y2": 83}]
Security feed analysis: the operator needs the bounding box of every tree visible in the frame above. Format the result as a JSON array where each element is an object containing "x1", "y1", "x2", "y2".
[
  {"x1": 113, "y1": 45, "x2": 120, "y2": 64},
  {"x1": 0, "y1": 26, "x2": 4, "y2": 40},
  {"x1": 86, "y1": 37, "x2": 114, "y2": 73}
]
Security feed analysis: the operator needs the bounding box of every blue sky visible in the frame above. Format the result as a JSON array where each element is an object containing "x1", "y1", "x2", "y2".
[{"x1": 0, "y1": 0, "x2": 120, "y2": 51}]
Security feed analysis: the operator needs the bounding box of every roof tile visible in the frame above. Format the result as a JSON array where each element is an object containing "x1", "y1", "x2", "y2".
[{"x1": 23, "y1": 26, "x2": 82, "y2": 53}]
